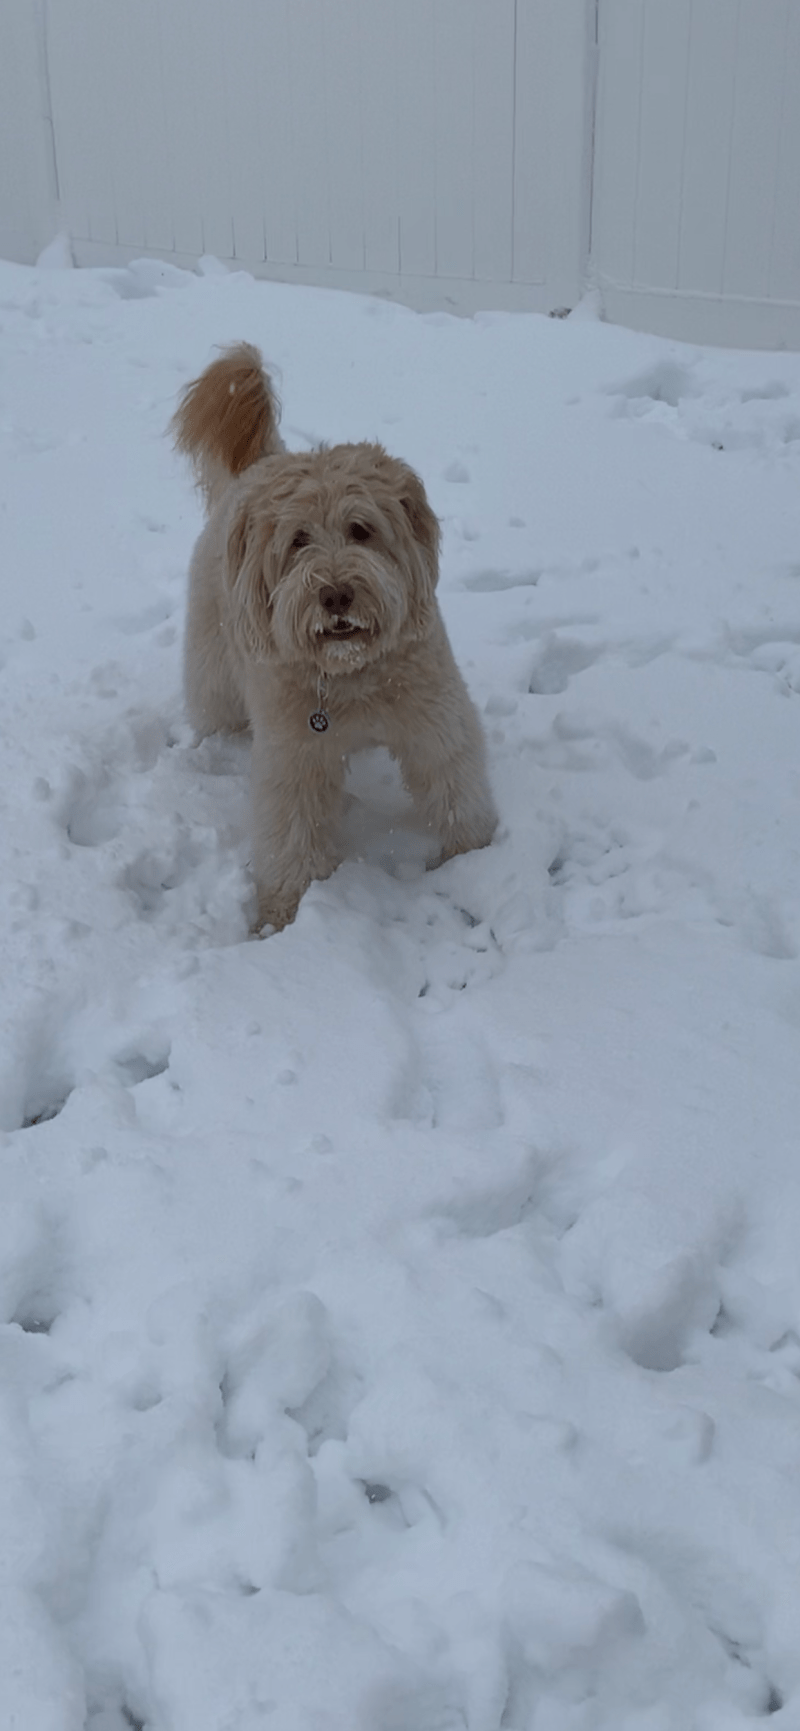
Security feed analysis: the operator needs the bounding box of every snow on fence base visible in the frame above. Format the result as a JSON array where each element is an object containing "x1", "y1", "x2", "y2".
[
  {"x1": 28, "y1": 240, "x2": 586, "y2": 321},
  {"x1": 596, "y1": 285, "x2": 800, "y2": 356}
]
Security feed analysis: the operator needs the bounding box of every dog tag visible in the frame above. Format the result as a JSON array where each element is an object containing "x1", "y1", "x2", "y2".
[{"x1": 310, "y1": 673, "x2": 330, "y2": 733}]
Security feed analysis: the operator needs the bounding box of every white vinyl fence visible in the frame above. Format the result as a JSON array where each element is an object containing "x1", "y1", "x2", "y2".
[
  {"x1": 8, "y1": 0, "x2": 594, "y2": 316},
  {"x1": 593, "y1": 0, "x2": 800, "y2": 349},
  {"x1": 2, "y1": 0, "x2": 800, "y2": 348}
]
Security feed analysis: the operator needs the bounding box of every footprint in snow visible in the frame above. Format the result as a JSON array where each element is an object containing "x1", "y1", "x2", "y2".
[
  {"x1": 547, "y1": 819, "x2": 717, "y2": 933},
  {"x1": 120, "y1": 832, "x2": 204, "y2": 918},
  {"x1": 8, "y1": 994, "x2": 171, "y2": 1133},
  {"x1": 461, "y1": 568, "x2": 541, "y2": 593},
  {"x1": 413, "y1": 892, "x2": 503, "y2": 1004},
  {"x1": 111, "y1": 597, "x2": 174, "y2": 636},
  {"x1": 722, "y1": 621, "x2": 800, "y2": 692},
  {"x1": 610, "y1": 723, "x2": 689, "y2": 781},
  {"x1": 58, "y1": 710, "x2": 178, "y2": 848},
  {"x1": 443, "y1": 459, "x2": 471, "y2": 484},
  {"x1": 609, "y1": 361, "x2": 800, "y2": 454},
  {"x1": 0, "y1": 1202, "x2": 66, "y2": 1332},
  {"x1": 528, "y1": 632, "x2": 604, "y2": 694},
  {"x1": 608, "y1": 359, "x2": 700, "y2": 412},
  {"x1": 62, "y1": 767, "x2": 125, "y2": 846}
]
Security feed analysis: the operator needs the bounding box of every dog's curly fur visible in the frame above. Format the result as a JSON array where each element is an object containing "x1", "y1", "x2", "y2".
[{"x1": 172, "y1": 343, "x2": 498, "y2": 930}]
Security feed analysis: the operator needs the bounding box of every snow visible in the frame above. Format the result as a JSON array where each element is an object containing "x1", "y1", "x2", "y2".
[{"x1": 1, "y1": 251, "x2": 800, "y2": 1729}]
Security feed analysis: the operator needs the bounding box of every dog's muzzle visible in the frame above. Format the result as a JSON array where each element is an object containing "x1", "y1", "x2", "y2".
[{"x1": 314, "y1": 583, "x2": 372, "y2": 644}]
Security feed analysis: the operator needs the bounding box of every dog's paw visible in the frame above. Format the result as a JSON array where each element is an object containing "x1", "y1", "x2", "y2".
[
  {"x1": 430, "y1": 814, "x2": 498, "y2": 871},
  {"x1": 249, "y1": 918, "x2": 278, "y2": 940},
  {"x1": 253, "y1": 889, "x2": 301, "y2": 934},
  {"x1": 253, "y1": 854, "x2": 341, "y2": 934},
  {"x1": 252, "y1": 908, "x2": 294, "y2": 937}
]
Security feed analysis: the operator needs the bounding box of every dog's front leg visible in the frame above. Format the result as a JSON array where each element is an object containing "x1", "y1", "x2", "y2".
[
  {"x1": 394, "y1": 701, "x2": 498, "y2": 870},
  {"x1": 250, "y1": 727, "x2": 345, "y2": 931}
]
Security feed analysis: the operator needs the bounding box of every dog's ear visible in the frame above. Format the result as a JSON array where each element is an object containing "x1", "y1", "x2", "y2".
[
  {"x1": 398, "y1": 467, "x2": 441, "y2": 577},
  {"x1": 392, "y1": 462, "x2": 440, "y2": 638},
  {"x1": 225, "y1": 495, "x2": 275, "y2": 658}
]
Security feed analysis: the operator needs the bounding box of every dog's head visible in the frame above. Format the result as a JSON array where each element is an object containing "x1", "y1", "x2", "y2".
[{"x1": 224, "y1": 443, "x2": 440, "y2": 673}]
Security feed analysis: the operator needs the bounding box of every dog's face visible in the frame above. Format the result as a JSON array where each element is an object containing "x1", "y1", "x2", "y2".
[{"x1": 225, "y1": 444, "x2": 440, "y2": 673}]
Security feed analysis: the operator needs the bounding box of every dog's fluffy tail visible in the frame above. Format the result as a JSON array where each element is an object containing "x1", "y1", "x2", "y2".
[{"x1": 171, "y1": 342, "x2": 283, "y2": 510}]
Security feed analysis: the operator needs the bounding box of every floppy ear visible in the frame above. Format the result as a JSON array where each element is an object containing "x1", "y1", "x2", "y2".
[
  {"x1": 392, "y1": 462, "x2": 440, "y2": 639},
  {"x1": 225, "y1": 497, "x2": 275, "y2": 659},
  {"x1": 398, "y1": 466, "x2": 441, "y2": 581}
]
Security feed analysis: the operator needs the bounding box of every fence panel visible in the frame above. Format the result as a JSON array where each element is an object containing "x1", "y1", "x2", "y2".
[
  {"x1": 592, "y1": 0, "x2": 800, "y2": 347},
  {"x1": 33, "y1": 0, "x2": 592, "y2": 314},
  {"x1": 7, "y1": 0, "x2": 798, "y2": 345}
]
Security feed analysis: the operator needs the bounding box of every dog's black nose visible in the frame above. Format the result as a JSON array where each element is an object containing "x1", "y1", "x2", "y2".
[{"x1": 321, "y1": 584, "x2": 354, "y2": 615}]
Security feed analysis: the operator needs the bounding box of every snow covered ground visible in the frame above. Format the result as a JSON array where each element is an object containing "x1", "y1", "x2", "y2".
[{"x1": 2, "y1": 252, "x2": 800, "y2": 1730}]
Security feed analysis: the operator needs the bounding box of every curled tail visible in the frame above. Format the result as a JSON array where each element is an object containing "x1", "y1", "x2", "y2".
[{"x1": 171, "y1": 342, "x2": 284, "y2": 511}]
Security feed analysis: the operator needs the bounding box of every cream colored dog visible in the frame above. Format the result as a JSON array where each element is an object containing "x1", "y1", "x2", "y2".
[{"x1": 172, "y1": 343, "x2": 497, "y2": 930}]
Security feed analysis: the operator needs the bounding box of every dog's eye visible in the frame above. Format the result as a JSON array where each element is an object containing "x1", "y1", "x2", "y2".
[
  {"x1": 348, "y1": 521, "x2": 372, "y2": 543},
  {"x1": 290, "y1": 530, "x2": 311, "y2": 552}
]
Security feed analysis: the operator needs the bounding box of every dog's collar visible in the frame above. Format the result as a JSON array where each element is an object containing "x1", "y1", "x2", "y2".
[{"x1": 309, "y1": 672, "x2": 330, "y2": 733}]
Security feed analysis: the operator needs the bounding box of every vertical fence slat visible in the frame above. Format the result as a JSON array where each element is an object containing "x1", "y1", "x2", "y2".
[
  {"x1": 222, "y1": 0, "x2": 269, "y2": 264},
  {"x1": 47, "y1": 0, "x2": 115, "y2": 245},
  {"x1": 433, "y1": 0, "x2": 475, "y2": 282},
  {"x1": 723, "y1": 0, "x2": 790, "y2": 301},
  {"x1": 358, "y1": 0, "x2": 399, "y2": 276},
  {"x1": 156, "y1": 0, "x2": 202, "y2": 257},
  {"x1": 259, "y1": 1, "x2": 298, "y2": 266},
  {"x1": 0, "y1": 2, "x2": 55, "y2": 255},
  {"x1": 181, "y1": 0, "x2": 233, "y2": 259},
  {"x1": 100, "y1": 0, "x2": 149, "y2": 249},
  {"x1": 472, "y1": 0, "x2": 515, "y2": 283},
  {"x1": 633, "y1": 0, "x2": 692, "y2": 291},
  {"x1": 514, "y1": 0, "x2": 592, "y2": 302},
  {"x1": 512, "y1": 0, "x2": 551, "y2": 285},
  {"x1": 393, "y1": 0, "x2": 437, "y2": 277},
  {"x1": 539, "y1": 0, "x2": 594, "y2": 306},
  {"x1": 676, "y1": 0, "x2": 738, "y2": 297},
  {"x1": 287, "y1": 0, "x2": 330, "y2": 268},
  {"x1": 323, "y1": 0, "x2": 366, "y2": 272},
  {"x1": 591, "y1": 0, "x2": 642, "y2": 293},
  {"x1": 770, "y1": 1, "x2": 800, "y2": 302},
  {"x1": 131, "y1": 0, "x2": 174, "y2": 254}
]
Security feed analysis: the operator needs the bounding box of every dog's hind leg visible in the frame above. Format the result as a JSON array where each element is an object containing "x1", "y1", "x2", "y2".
[
  {"x1": 184, "y1": 544, "x2": 249, "y2": 737},
  {"x1": 185, "y1": 637, "x2": 249, "y2": 738}
]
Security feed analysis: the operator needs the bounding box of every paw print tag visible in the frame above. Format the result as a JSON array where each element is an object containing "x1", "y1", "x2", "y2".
[{"x1": 309, "y1": 672, "x2": 330, "y2": 733}]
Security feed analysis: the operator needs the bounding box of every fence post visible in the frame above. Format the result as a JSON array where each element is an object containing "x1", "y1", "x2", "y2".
[{"x1": 0, "y1": 0, "x2": 59, "y2": 262}]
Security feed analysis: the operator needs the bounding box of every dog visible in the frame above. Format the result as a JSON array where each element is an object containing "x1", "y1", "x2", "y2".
[{"x1": 172, "y1": 343, "x2": 498, "y2": 930}]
